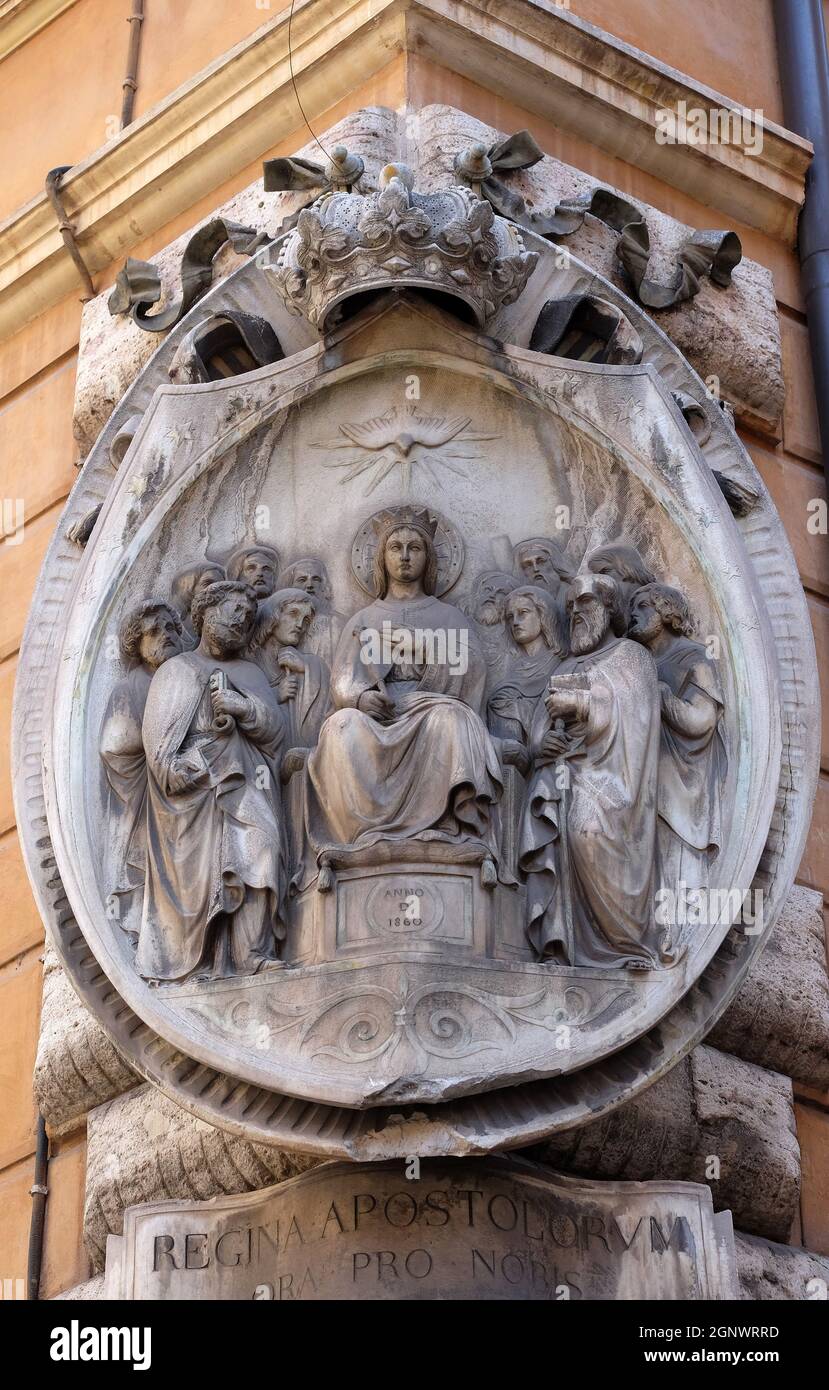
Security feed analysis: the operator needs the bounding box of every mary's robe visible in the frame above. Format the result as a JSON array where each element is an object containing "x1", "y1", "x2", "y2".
[
  {"x1": 518, "y1": 636, "x2": 665, "y2": 968},
  {"x1": 299, "y1": 593, "x2": 503, "y2": 885},
  {"x1": 138, "y1": 649, "x2": 287, "y2": 981}
]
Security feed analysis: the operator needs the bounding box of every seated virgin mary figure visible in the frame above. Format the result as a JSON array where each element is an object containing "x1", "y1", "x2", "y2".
[{"x1": 298, "y1": 509, "x2": 504, "y2": 887}]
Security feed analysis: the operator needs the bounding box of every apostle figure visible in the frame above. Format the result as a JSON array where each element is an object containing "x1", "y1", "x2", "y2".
[
  {"x1": 226, "y1": 542, "x2": 281, "y2": 600},
  {"x1": 487, "y1": 585, "x2": 564, "y2": 748},
  {"x1": 100, "y1": 599, "x2": 185, "y2": 934},
  {"x1": 465, "y1": 569, "x2": 517, "y2": 693},
  {"x1": 137, "y1": 580, "x2": 287, "y2": 982},
  {"x1": 629, "y1": 582, "x2": 726, "y2": 939},
  {"x1": 518, "y1": 572, "x2": 669, "y2": 969},
  {"x1": 171, "y1": 559, "x2": 226, "y2": 642},
  {"x1": 252, "y1": 587, "x2": 331, "y2": 748},
  {"x1": 513, "y1": 537, "x2": 574, "y2": 602},
  {"x1": 587, "y1": 542, "x2": 655, "y2": 629},
  {"x1": 299, "y1": 507, "x2": 504, "y2": 888},
  {"x1": 279, "y1": 555, "x2": 345, "y2": 667}
]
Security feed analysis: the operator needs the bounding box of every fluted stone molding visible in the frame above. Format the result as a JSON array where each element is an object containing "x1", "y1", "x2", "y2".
[
  {"x1": 83, "y1": 1041, "x2": 799, "y2": 1273},
  {"x1": 34, "y1": 942, "x2": 139, "y2": 1138},
  {"x1": 83, "y1": 1086, "x2": 321, "y2": 1271}
]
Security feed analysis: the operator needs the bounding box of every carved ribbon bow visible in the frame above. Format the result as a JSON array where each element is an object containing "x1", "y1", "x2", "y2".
[
  {"x1": 108, "y1": 218, "x2": 268, "y2": 332},
  {"x1": 460, "y1": 130, "x2": 742, "y2": 309}
]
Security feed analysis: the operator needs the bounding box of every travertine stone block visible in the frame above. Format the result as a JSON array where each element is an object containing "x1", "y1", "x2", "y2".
[
  {"x1": 34, "y1": 943, "x2": 139, "y2": 1138},
  {"x1": 535, "y1": 1045, "x2": 800, "y2": 1243},
  {"x1": 735, "y1": 1232, "x2": 829, "y2": 1301},
  {"x1": 709, "y1": 885, "x2": 829, "y2": 1090},
  {"x1": 52, "y1": 1275, "x2": 105, "y2": 1301},
  {"x1": 83, "y1": 1086, "x2": 321, "y2": 1271}
]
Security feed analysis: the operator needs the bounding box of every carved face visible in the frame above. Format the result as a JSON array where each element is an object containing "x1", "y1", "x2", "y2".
[
  {"x1": 629, "y1": 592, "x2": 663, "y2": 645},
  {"x1": 192, "y1": 566, "x2": 225, "y2": 605},
  {"x1": 516, "y1": 544, "x2": 558, "y2": 591},
  {"x1": 505, "y1": 593, "x2": 543, "y2": 647},
  {"x1": 568, "y1": 591, "x2": 609, "y2": 655},
  {"x1": 383, "y1": 527, "x2": 427, "y2": 586},
  {"x1": 239, "y1": 553, "x2": 277, "y2": 597},
  {"x1": 202, "y1": 594, "x2": 257, "y2": 653},
  {"x1": 273, "y1": 599, "x2": 314, "y2": 647},
  {"x1": 138, "y1": 609, "x2": 183, "y2": 670},
  {"x1": 475, "y1": 574, "x2": 513, "y2": 625},
  {"x1": 291, "y1": 563, "x2": 327, "y2": 599}
]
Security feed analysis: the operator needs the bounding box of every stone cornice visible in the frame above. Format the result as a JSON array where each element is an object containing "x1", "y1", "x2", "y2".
[
  {"x1": 0, "y1": 0, "x2": 811, "y2": 342},
  {"x1": 0, "y1": 0, "x2": 77, "y2": 60}
]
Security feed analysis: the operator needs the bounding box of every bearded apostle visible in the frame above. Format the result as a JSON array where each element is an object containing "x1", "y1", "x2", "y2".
[
  {"x1": 137, "y1": 580, "x2": 287, "y2": 982},
  {"x1": 518, "y1": 572, "x2": 669, "y2": 969}
]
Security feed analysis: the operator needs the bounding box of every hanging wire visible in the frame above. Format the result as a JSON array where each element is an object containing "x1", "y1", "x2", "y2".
[{"x1": 288, "y1": 0, "x2": 333, "y2": 163}]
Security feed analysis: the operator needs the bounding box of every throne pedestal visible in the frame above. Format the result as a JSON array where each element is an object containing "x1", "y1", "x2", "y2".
[{"x1": 287, "y1": 838, "x2": 530, "y2": 967}]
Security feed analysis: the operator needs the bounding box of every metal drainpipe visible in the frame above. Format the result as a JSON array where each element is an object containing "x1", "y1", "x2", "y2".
[
  {"x1": 26, "y1": 1114, "x2": 49, "y2": 1301},
  {"x1": 121, "y1": 0, "x2": 145, "y2": 129},
  {"x1": 774, "y1": 0, "x2": 829, "y2": 476}
]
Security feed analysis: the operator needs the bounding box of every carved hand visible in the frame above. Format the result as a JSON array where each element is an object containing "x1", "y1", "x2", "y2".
[
  {"x1": 168, "y1": 755, "x2": 203, "y2": 794},
  {"x1": 501, "y1": 738, "x2": 531, "y2": 776},
  {"x1": 280, "y1": 747, "x2": 309, "y2": 783},
  {"x1": 277, "y1": 673, "x2": 299, "y2": 702},
  {"x1": 540, "y1": 729, "x2": 570, "y2": 759},
  {"x1": 211, "y1": 689, "x2": 253, "y2": 721},
  {"x1": 545, "y1": 688, "x2": 589, "y2": 722},
  {"x1": 357, "y1": 689, "x2": 396, "y2": 721}
]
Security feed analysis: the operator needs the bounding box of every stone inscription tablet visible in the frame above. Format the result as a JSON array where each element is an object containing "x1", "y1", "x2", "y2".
[{"x1": 104, "y1": 1157, "x2": 737, "y2": 1300}]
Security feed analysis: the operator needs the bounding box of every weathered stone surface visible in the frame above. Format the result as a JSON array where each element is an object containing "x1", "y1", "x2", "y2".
[
  {"x1": 415, "y1": 105, "x2": 784, "y2": 434},
  {"x1": 735, "y1": 1231, "x2": 829, "y2": 1301},
  {"x1": 52, "y1": 1275, "x2": 105, "y2": 1301},
  {"x1": 709, "y1": 885, "x2": 829, "y2": 1089},
  {"x1": 534, "y1": 1045, "x2": 800, "y2": 1243},
  {"x1": 83, "y1": 1085, "x2": 321, "y2": 1272},
  {"x1": 34, "y1": 943, "x2": 139, "y2": 1138},
  {"x1": 102, "y1": 1157, "x2": 738, "y2": 1301}
]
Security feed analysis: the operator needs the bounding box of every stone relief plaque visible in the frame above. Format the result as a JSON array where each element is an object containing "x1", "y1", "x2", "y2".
[
  {"x1": 19, "y1": 152, "x2": 816, "y2": 1155},
  {"x1": 103, "y1": 1158, "x2": 738, "y2": 1301}
]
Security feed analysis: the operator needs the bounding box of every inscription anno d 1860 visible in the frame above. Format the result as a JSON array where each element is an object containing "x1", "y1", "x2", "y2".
[{"x1": 104, "y1": 1159, "x2": 738, "y2": 1301}]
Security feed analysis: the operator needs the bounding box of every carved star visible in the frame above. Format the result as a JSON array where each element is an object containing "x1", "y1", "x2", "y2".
[{"x1": 127, "y1": 472, "x2": 149, "y2": 500}]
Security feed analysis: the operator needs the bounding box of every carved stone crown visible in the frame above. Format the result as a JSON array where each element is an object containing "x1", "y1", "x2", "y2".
[
  {"x1": 266, "y1": 159, "x2": 538, "y2": 331},
  {"x1": 371, "y1": 505, "x2": 439, "y2": 540}
]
